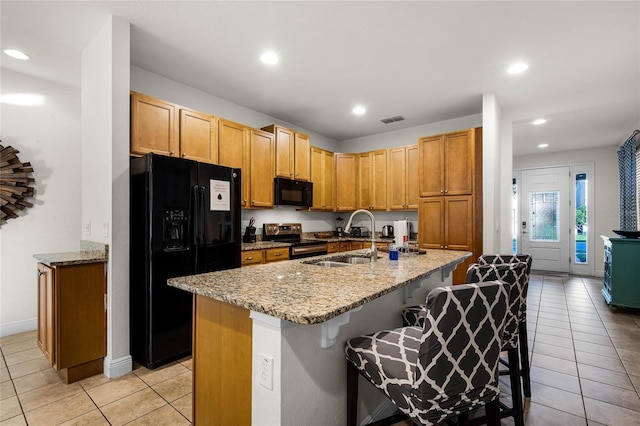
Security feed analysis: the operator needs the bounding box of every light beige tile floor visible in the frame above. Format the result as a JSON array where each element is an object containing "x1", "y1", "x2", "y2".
[{"x1": 1, "y1": 273, "x2": 640, "y2": 425}]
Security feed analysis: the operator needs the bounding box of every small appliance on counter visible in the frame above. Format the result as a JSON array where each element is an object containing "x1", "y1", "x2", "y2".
[
  {"x1": 350, "y1": 226, "x2": 363, "y2": 237},
  {"x1": 382, "y1": 225, "x2": 394, "y2": 238},
  {"x1": 243, "y1": 217, "x2": 257, "y2": 243},
  {"x1": 336, "y1": 216, "x2": 345, "y2": 237}
]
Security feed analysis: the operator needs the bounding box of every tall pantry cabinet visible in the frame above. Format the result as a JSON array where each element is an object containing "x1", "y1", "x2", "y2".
[{"x1": 418, "y1": 128, "x2": 482, "y2": 284}]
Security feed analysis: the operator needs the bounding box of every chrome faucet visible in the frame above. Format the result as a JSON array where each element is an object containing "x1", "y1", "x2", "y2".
[{"x1": 344, "y1": 209, "x2": 377, "y2": 262}]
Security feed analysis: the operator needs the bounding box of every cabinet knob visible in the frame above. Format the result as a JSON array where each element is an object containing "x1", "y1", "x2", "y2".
[
  {"x1": 440, "y1": 189, "x2": 444, "y2": 193},
  {"x1": 274, "y1": 253, "x2": 282, "y2": 256},
  {"x1": 251, "y1": 200, "x2": 255, "y2": 206},
  {"x1": 444, "y1": 189, "x2": 448, "y2": 193},
  {"x1": 245, "y1": 256, "x2": 254, "y2": 260},
  {"x1": 182, "y1": 152, "x2": 187, "y2": 157},
  {"x1": 170, "y1": 150, "x2": 175, "y2": 155},
  {"x1": 444, "y1": 245, "x2": 448, "y2": 249}
]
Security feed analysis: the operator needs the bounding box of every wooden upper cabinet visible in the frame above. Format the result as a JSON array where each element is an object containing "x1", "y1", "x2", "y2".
[
  {"x1": 418, "y1": 196, "x2": 472, "y2": 251},
  {"x1": 419, "y1": 129, "x2": 477, "y2": 197},
  {"x1": 218, "y1": 118, "x2": 250, "y2": 207},
  {"x1": 130, "y1": 91, "x2": 178, "y2": 157},
  {"x1": 179, "y1": 108, "x2": 217, "y2": 164},
  {"x1": 294, "y1": 132, "x2": 311, "y2": 181},
  {"x1": 311, "y1": 146, "x2": 334, "y2": 211},
  {"x1": 248, "y1": 129, "x2": 275, "y2": 208},
  {"x1": 335, "y1": 153, "x2": 357, "y2": 211},
  {"x1": 388, "y1": 145, "x2": 418, "y2": 210},
  {"x1": 357, "y1": 150, "x2": 387, "y2": 210},
  {"x1": 262, "y1": 125, "x2": 311, "y2": 181}
]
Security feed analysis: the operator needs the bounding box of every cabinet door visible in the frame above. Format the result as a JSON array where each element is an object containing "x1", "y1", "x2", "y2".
[
  {"x1": 444, "y1": 196, "x2": 473, "y2": 251},
  {"x1": 130, "y1": 92, "x2": 178, "y2": 157},
  {"x1": 218, "y1": 118, "x2": 247, "y2": 169},
  {"x1": 249, "y1": 129, "x2": 275, "y2": 208},
  {"x1": 321, "y1": 149, "x2": 334, "y2": 210},
  {"x1": 418, "y1": 198, "x2": 444, "y2": 249},
  {"x1": 335, "y1": 153, "x2": 357, "y2": 211},
  {"x1": 56, "y1": 263, "x2": 106, "y2": 370},
  {"x1": 274, "y1": 126, "x2": 295, "y2": 178},
  {"x1": 241, "y1": 249, "x2": 264, "y2": 266},
  {"x1": 311, "y1": 147, "x2": 325, "y2": 210},
  {"x1": 372, "y1": 149, "x2": 388, "y2": 210},
  {"x1": 388, "y1": 147, "x2": 406, "y2": 210},
  {"x1": 294, "y1": 133, "x2": 311, "y2": 181},
  {"x1": 418, "y1": 135, "x2": 445, "y2": 197},
  {"x1": 179, "y1": 108, "x2": 217, "y2": 164},
  {"x1": 339, "y1": 241, "x2": 352, "y2": 252},
  {"x1": 37, "y1": 263, "x2": 54, "y2": 365},
  {"x1": 405, "y1": 145, "x2": 419, "y2": 209},
  {"x1": 219, "y1": 119, "x2": 250, "y2": 207},
  {"x1": 357, "y1": 152, "x2": 373, "y2": 210},
  {"x1": 444, "y1": 130, "x2": 474, "y2": 195},
  {"x1": 265, "y1": 247, "x2": 290, "y2": 263}
]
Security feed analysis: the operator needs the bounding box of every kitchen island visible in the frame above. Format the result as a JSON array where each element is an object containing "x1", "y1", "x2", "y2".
[{"x1": 169, "y1": 249, "x2": 470, "y2": 425}]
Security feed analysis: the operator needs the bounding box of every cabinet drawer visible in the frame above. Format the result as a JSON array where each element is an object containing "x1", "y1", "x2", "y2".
[
  {"x1": 327, "y1": 242, "x2": 339, "y2": 253},
  {"x1": 241, "y1": 250, "x2": 264, "y2": 266},
  {"x1": 350, "y1": 241, "x2": 364, "y2": 250},
  {"x1": 339, "y1": 242, "x2": 352, "y2": 252},
  {"x1": 265, "y1": 247, "x2": 290, "y2": 263}
]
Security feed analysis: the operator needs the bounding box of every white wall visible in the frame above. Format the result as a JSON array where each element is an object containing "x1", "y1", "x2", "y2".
[
  {"x1": 0, "y1": 69, "x2": 81, "y2": 336},
  {"x1": 513, "y1": 145, "x2": 620, "y2": 276},
  {"x1": 81, "y1": 15, "x2": 131, "y2": 377},
  {"x1": 131, "y1": 67, "x2": 339, "y2": 152},
  {"x1": 339, "y1": 113, "x2": 482, "y2": 152}
]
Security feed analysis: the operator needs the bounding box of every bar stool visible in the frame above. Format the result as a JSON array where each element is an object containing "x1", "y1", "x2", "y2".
[
  {"x1": 478, "y1": 254, "x2": 532, "y2": 397},
  {"x1": 345, "y1": 281, "x2": 509, "y2": 426},
  {"x1": 401, "y1": 262, "x2": 528, "y2": 426}
]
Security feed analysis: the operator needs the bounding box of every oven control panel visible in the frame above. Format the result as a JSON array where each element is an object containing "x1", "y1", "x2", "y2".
[{"x1": 263, "y1": 223, "x2": 302, "y2": 236}]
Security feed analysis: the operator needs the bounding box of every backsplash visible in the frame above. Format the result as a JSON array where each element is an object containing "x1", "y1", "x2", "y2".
[{"x1": 241, "y1": 207, "x2": 417, "y2": 236}]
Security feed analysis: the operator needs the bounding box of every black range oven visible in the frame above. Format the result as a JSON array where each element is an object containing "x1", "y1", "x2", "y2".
[{"x1": 262, "y1": 223, "x2": 328, "y2": 259}]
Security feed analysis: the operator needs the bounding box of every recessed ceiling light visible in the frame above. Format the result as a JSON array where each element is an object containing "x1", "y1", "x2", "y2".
[
  {"x1": 538, "y1": 143, "x2": 549, "y2": 148},
  {"x1": 3, "y1": 49, "x2": 30, "y2": 60},
  {"x1": 260, "y1": 51, "x2": 279, "y2": 65},
  {"x1": 352, "y1": 105, "x2": 366, "y2": 115},
  {"x1": 507, "y1": 62, "x2": 529, "y2": 75},
  {"x1": 532, "y1": 118, "x2": 547, "y2": 125}
]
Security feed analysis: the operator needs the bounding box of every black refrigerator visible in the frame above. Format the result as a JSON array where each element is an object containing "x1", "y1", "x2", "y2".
[{"x1": 130, "y1": 153, "x2": 241, "y2": 369}]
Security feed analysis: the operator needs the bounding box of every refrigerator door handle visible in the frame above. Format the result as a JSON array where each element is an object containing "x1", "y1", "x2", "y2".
[
  {"x1": 192, "y1": 184, "x2": 200, "y2": 244},
  {"x1": 200, "y1": 186, "x2": 207, "y2": 246}
]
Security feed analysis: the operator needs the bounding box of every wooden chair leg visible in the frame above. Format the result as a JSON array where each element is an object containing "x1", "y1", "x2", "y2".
[
  {"x1": 347, "y1": 362, "x2": 359, "y2": 426},
  {"x1": 485, "y1": 399, "x2": 501, "y2": 426},
  {"x1": 518, "y1": 321, "x2": 531, "y2": 397},
  {"x1": 508, "y1": 348, "x2": 525, "y2": 426}
]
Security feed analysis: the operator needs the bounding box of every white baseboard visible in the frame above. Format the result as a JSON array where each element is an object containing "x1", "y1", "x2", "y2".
[
  {"x1": 0, "y1": 318, "x2": 37, "y2": 338},
  {"x1": 103, "y1": 355, "x2": 132, "y2": 378}
]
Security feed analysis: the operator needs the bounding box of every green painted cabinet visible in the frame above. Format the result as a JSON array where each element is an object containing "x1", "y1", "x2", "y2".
[{"x1": 602, "y1": 236, "x2": 640, "y2": 309}]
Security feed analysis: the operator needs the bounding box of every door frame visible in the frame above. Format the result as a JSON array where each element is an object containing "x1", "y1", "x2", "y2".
[{"x1": 513, "y1": 162, "x2": 595, "y2": 276}]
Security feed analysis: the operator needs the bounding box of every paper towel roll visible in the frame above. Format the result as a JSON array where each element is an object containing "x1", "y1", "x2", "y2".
[{"x1": 393, "y1": 220, "x2": 409, "y2": 247}]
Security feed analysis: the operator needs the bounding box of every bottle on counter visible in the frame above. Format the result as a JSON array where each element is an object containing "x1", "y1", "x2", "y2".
[{"x1": 388, "y1": 244, "x2": 399, "y2": 261}]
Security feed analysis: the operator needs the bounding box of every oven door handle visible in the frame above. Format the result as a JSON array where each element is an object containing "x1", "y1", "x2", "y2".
[{"x1": 291, "y1": 243, "x2": 328, "y2": 258}]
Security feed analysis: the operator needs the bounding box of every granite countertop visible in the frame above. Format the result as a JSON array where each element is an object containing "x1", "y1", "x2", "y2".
[
  {"x1": 168, "y1": 249, "x2": 470, "y2": 325},
  {"x1": 34, "y1": 241, "x2": 109, "y2": 267},
  {"x1": 241, "y1": 241, "x2": 291, "y2": 251}
]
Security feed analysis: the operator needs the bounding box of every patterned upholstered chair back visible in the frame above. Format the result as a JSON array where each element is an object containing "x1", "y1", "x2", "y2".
[
  {"x1": 465, "y1": 262, "x2": 528, "y2": 349},
  {"x1": 478, "y1": 254, "x2": 532, "y2": 321},
  {"x1": 412, "y1": 281, "x2": 509, "y2": 422}
]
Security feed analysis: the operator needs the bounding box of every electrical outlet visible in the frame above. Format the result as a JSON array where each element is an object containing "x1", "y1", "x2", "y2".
[
  {"x1": 259, "y1": 354, "x2": 273, "y2": 390},
  {"x1": 102, "y1": 222, "x2": 109, "y2": 238},
  {"x1": 84, "y1": 222, "x2": 91, "y2": 236}
]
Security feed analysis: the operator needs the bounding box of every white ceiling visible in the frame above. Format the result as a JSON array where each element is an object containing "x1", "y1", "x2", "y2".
[{"x1": 2, "y1": 1, "x2": 639, "y2": 155}]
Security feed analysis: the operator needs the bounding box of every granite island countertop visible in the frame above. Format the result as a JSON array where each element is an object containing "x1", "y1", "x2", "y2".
[{"x1": 168, "y1": 249, "x2": 470, "y2": 325}]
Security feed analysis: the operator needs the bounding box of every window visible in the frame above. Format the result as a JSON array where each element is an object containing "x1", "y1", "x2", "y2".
[
  {"x1": 529, "y1": 191, "x2": 559, "y2": 241},
  {"x1": 575, "y1": 173, "x2": 587, "y2": 264}
]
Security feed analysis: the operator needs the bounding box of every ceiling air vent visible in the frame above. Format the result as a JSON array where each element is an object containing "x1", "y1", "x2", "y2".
[{"x1": 380, "y1": 115, "x2": 405, "y2": 124}]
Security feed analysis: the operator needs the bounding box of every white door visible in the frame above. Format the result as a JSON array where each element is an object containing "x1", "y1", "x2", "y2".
[{"x1": 521, "y1": 167, "x2": 571, "y2": 272}]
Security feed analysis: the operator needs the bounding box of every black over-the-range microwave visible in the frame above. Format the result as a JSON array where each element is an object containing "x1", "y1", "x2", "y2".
[{"x1": 274, "y1": 177, "x2": 313, "y2": 207}]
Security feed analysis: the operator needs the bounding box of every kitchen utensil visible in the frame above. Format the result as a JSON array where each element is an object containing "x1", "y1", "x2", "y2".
[
  {"x1": 382, "y1": 225, "x2": 394, "y2": 238},
  {"x1": 243, "y1": 217, "x2": 257, "y2": 243}
]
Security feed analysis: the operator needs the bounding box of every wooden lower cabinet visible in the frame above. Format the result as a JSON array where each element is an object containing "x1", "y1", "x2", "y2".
[
  {"x1": 327, "y1": 242, "x2": 339, "y2": 253},
  {"x1": 37, "y1": 262, "x2": 106, "y2": 383},
  {"x1": 242, "y1": 247, "x2": 290, "y2": 266},
  {"x1": 338, "y1": 241, "x2": 352, "y2": 252},
  {"x1": 193, "y1": 295, "x2": 252, "y2": 425}
]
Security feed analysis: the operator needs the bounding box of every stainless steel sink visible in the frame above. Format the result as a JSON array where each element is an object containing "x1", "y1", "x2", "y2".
[
  {"x1": 308, "y1": 261, "x2": 351, "y2": 268},
  {"x1": 303, "y1": 255, "x2": 380, "y2": 267}
]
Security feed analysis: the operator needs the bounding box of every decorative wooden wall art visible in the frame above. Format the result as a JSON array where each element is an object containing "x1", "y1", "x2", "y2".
[{"x1": 0, "y1": 143, "x2": 35, "y2": 223}]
